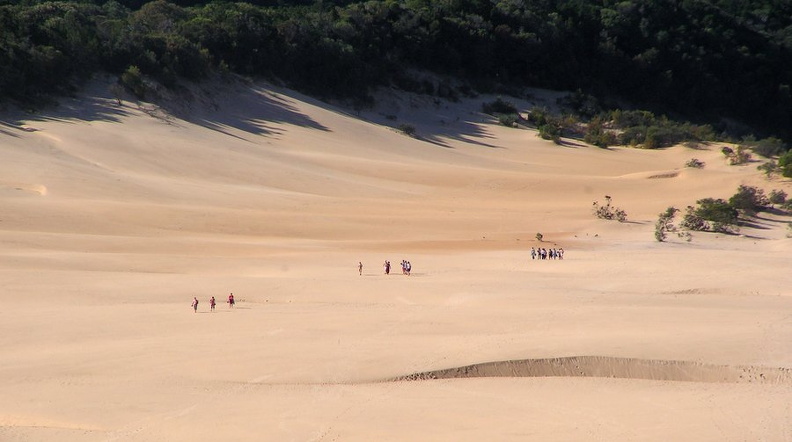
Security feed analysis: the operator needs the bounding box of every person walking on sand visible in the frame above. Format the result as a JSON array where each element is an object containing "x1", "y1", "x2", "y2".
[
  {"x1": 358, "y1": 261, "x2": 363, "y2": 276},
  {"x1": 210, "y1": 296, "x2": 216, "y2": 312},
  {"x1": 191, "y1": 297, "x2": 199, "y2": 313},
  {"x1": 227, "y1": 293, "x2": 235, "y2": 308}
]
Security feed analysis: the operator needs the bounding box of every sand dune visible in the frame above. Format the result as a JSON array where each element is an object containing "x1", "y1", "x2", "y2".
[{"x1": 1, "y1": 76, "x2": 791, "y2": 441}]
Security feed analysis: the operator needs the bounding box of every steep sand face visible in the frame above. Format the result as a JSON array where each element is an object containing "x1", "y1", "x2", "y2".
[{"x1": 1, "y1": 78, "x2": 791, "y2": 441}]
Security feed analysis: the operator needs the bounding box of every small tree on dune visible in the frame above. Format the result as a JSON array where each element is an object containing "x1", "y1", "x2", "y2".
[
  {"x1": 728, "y1": 185, "x2": 768, "y2": 216},
  {"x1": 654, "y1": 207, "x2": 677, "y2": 242},
  {"x1": 769, "y1": 189, "x2": 787, "y2": 208}
]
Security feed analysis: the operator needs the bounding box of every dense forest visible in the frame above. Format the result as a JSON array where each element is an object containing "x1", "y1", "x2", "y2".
[{"x1": 1, "y1": 0, "x2": 791, "y2": 146}]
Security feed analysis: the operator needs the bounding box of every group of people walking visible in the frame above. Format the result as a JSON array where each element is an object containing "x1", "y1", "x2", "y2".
[
  {"x1": 191, "y1": 293, "x2": 234, "y2": 313},
  {"x1": 381, "y1": 260, "x2": 411, "y2": 275},
  {"x1": 531, "y1": 247, "x2": 564, "y2": 260},
  {"x1": 357, "y1": 260, "x2": 415, "y2": 276}
]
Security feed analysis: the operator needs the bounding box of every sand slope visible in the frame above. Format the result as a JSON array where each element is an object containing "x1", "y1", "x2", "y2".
[{"x1": 1, "y1": 77, "x2": 791, "y2": 441}]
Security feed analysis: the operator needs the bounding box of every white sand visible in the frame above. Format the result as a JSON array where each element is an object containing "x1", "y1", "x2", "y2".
[{"x1": 1, "y1": 77, "x2": 791, "y2": 441}]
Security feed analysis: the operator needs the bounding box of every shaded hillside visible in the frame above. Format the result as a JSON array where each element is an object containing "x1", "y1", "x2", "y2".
[{"x1": 1, "y1": 0, "x2": 791, "y2": 143}]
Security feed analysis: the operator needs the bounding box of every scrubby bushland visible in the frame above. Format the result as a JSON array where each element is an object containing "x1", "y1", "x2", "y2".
[
  {"x1": 745, "y1": 137, "x2": 787, "y2": 158},
  {"x1": 593, "y1": 195, "x2": 627, "y2": 222}
]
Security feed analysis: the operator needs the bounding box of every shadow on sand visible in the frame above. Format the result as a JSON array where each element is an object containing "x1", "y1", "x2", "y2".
[{"x1": 3, "y1": 78, "x2": 331, "y2": 143}]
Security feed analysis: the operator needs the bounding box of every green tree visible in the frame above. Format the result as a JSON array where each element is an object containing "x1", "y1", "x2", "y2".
[
  {"x1": 779, "y1": 150, "x2": 792, "y2": 178},
  {"x1": 729, "y1": 185, "x2": 768, "y2": 216},
  {"x1": 688, "y1": 198, "x2": 739, "y2": 233}
]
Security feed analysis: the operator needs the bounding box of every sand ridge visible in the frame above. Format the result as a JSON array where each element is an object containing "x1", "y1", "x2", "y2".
[{"x1": 393, "y1": 356, "x2": 792, "y2": 385}]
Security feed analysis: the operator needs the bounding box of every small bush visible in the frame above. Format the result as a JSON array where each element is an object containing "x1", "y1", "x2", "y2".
[
  {"x1": 655, "y1": 207, "x2": 678, "y2": 242},
  {"x1": 729, "y1": 185, "x2": 768, "y2": 216},
  {"x1": 778, "y1": 150, "x2": 792, "y2": 178},
  {"x1": 120, "y1": 65, "x2": 146, "y2": 99},
  {"x1": 757, "y1": 161, "x2": 779, "y2": 178},
  {"x1": 723, "y1": 145, "x2": 752, "y2": 165},
  {"x1": 685, "y1": 158, "x2": 705, "y2": 168},
  {"x1": 398, "y1": 124, "x2": 416, "y2": 137},
  {"x1": 482, "y1": 98, "x2": 518, "y2": 115},
  {"x1": 584, "y1": 117, "x2": 617, "y2": 148},
  {"x1": 498, "y1": 113, "x2": 519, "y2": 127},
  {"x1": 538, "y1": 123, "x2": 562, "y2": 144},
  {"x1": 535, "y1": 232, "x2": 543, "y2": 242},
  {"x1": 524, "y1": 107, "x2": 550, "y2": 126},
  {"x1": 593, "y1": 195, "x2": 628, "y2": 222},
  {"x1": 768, "y1": 189, "x2": 787, "y2": 207}
]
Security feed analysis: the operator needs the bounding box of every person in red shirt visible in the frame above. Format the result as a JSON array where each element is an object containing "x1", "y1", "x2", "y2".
[{"x1": 227, "y1": 293, "x2": 235, "y2": 308}]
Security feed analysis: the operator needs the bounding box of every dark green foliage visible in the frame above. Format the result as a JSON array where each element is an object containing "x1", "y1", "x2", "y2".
[
  {"x1": 397, "y1": 123, "x2": 416, "y2": 137},
  {"x1": 120, "y1": 65, "x2": 146, "y2": 98},
  {"x1": 558, "y1": 89, "x2": 600, "y2": 118},
  {"x1": 602, "y1": 109, "x2": 715, "y2": 148},
  {"x1": 537, "y1": 122, "x2": 562, "y2": 144},
  {"x1": 769, "y1": 189, "x2": 787, "y2": 207},
  {"x1": 583, "y1": 117, "x2": 616, "y2": 148},
  {"x1": 482, "y1": 98, "x2": 517, "y2": 115},
  {"x1": 728, "y1": 185, "x2": 768, "y2": 216},
  {"x1": 757, "y1": 161, "x2": 779, "y2": 177},
  {"x1": 748, "y1": 137, "x2": 787, "y2": 158},
  {"x1": 497, "y1": 113, "x2": 519, "y2": 127},
  {"x1": 779, "y1": 150, "x2": 792, "y2": 178},
  {"x1": 524, "y1": 108, "x2": 550, "y2": 127},
  {"x1": 682, "y1": 198, "x2": 739, "y2": 233},
  {"x1": 680, "y1": 206, "x2": 707, "y2": 232}
]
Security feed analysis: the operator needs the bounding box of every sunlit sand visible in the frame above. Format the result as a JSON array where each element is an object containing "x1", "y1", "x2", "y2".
[{"x1": 1, "y1": 77, "x2": 791, "y2": 441}]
